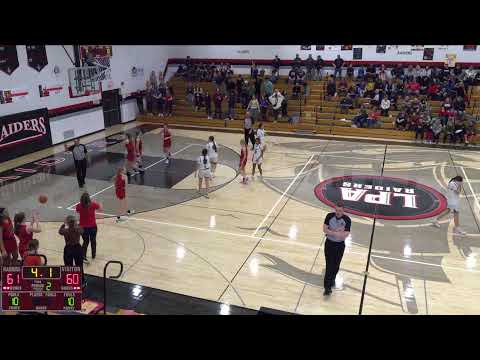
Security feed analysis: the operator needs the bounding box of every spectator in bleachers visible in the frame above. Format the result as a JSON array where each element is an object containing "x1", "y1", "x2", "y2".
[
  {"x1": 241, "y1": 81, "x2": 249, "y2": 109},
  {"x1": 370, "y1": 90, "x2": 381, "y2": 107},
  {"x1": 226, "y1": 77, "x2": 236, "y2": 95},
  {"x1": 340, "y1": 96, "x2": 353, "y2": 114},
  {"x1": 255, "y1": 77, "x2": 262, "y2": 99},
  {"x1": 259, "y1": 68, "x2": 266, "y2": 79},
  {"x1": 412, "y1": 65, "x2": 421, "y2": 79},
  {"x1": 250, "y1": 61, "x2": 258, "y2": 80},
  {"x1": 404, "y1": 65, "x2": 415, "y2": 79},
  {"x1": 443, "y1": 116, "x2": 456, "y2": 143},
  {"x1": 455, "y1": 81, "x2": 466, "y2": 98},
  {"x1": 247, "y1": 96, "x2": 260, "y2": 122},
  {"x1": 315, "y1": 55, "x2": 325, "y2": 80},
  {"x1": 236, "y1": 75, "x2": 244, "y2": 101},
  {"x1": 338, "y1": 78, "x2": 348, "y2": 97},
  {"x1": 227, "y1": 89, "x2": 236, "y2": 120},
  {"x1": 464, "y1": 118, "x2": 476, "y2": 146},
  {"x1": 365, "y1": 64, "x2": 376, "y2": 81},
  {"x1": 440, "y1": 97, "x2": 454, "y2": 124},
  {"x1": 260, "y1": 95, "x2": 270, "y2": 122},
  {"x1": 427, "y1": 80, "x2": 440, "y2": 100},
  {"x1": 431, "y1": 117, "x2": 443, "y2": 144},
  {"x1": 352, "y1": 107, "x2": 368, "y2": 128},
  {"x1": 262, "y1": 76, "x2": 274, "y2": 98},
  {"x1": 366, "y1": 107, "x2": 380, "y2": 128},
  {"x1": 439, "y1": 63, "x2": 451, "y2": 82},
  {"x1": 271, "y1": 69, "x2": 279, "y2": 84},
  {"x1": 269, "y1": 89, "x2": 284, "y2": 121},
  {"x1": 186, "y1": 82, "x2": 194, "y2": 108},
  {"x1": 414, "y1": 114, "x2": 425, "y2": 141},
  {"x1": 272, "y1": 55, "x2": 281, "y2": 73},
  {"x1": 355, "y1": 80, "x2": 366, "y2": 98},
  {"x1": 281, "y1": 90, "x2": 288, "y2": 119},
  {"x1": 326, "y1": 77, "x2": 336, "y2": 99},
  {"x1": 305, "y1": 54, "x2": 315, "y2": 81},
  {"x1": 357, "y1": 66, "x2": 365, "y2": 80},
  {"x1": 292, "y1": 81, "x2": 302, "y2": 99},
  {"x1": 194, "y1": 86, "x2": 203, "y2": 112},
  {"x1": 453, "y1": 63, "x2": 464, "y2": 78},
  {"x1": 333, "y1": 55, "x2": 344, "y2": 78},
  {"x1": 453, "y1": 96, "x2": 466, "y2": 114},
  {"x1": 213, "y1": 89, "x2": 224, "y2": 119},
  {"x1": 364, "y1": 79, "x2": 375, "y2": 98},
  {"x1": 380, "y1": 96, "x2": 391, "y2": 116},
  {"x1": 296, "y1": 68, "x2": 306, "y2": 85},
  {"x1": 395, "y1": 112, "x2": 407, "y2": 130},
  {"x1": 464, "y1": 66, "x2": 477, "y2": 90},
  {"x1": 378, "y1": 65, "x2": 387, "y2": 81},
  {"x1": 205, "y1": 91, "x2": 212, "y2": 119},
  {"x1": 152, "y1": 87, "x2": 163, "y2": 116},
  {"x1": 288, "y1": 68, "x2": 297, "y2": 84},
  {"x1": 247, "y1": 81, "x2": 256, "y2": 101},
  {"x1": 165, "y1": 90, "x2": 174, "y2": 117},
  {"x1": 346, "y1": 64, "x2": 354, "y2": 80},
  {"x1": 293, "y1": 54, "x2": 302, "y2": 70},
  {"x1": 406, "y1": 77, "x2": 421, "y2": 96}
]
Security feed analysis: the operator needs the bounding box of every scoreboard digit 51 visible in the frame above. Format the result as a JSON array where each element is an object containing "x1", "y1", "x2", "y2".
[{"x1": 1, "y1": 266, "x2": 82, "y2": 311}]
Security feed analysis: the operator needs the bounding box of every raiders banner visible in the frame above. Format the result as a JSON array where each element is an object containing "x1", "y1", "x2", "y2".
[
  {"x1": 26, "y1": 45, "x2": 48, "y2": 72},
  {"x1": 0, "y1": 108, "x2": 53, "y2": 162},
  {"x1": 0, "y1": 45, "x2": 19, "y2": 75}
]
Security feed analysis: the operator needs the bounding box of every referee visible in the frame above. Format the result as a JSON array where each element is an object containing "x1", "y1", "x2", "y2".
[
  {"x1": 323, "y1": 201, "x2": 351, "y2": 296},
  {"x1": 64, "y1": 139, "x2": 88, "y2": 188}
]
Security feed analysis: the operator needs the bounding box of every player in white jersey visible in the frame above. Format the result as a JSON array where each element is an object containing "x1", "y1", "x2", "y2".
[
  {"x1": 251, "y1": 137, "x2": 264, "y2": 179},
  {"x1": 206, "y1": 136, "x2": 218, "y2": 178},
  {"x1": 195, "y1": 148, "x2": 212, "y2": 198},
  {"x1": 433, "y1": 175, "x2": 466, "y2": 235},
  {"x1": 256, "y1": 123, "x2": 266, "y2": 152}
]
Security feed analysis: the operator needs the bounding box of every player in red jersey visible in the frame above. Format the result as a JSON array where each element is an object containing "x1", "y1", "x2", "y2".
[
  {"x1": 14, "y1": 210, "x2": 42, "y2": 259},
  {"x1": 135, "y1": 131, "x2": 144, "y2": 170},
  {"x1": 160, "y1": 124, "x2": 172, "y2": 165},
  {"x1": 125, "y1": 133, "x2": 144, "y2": 177},
  {"x1": 22, "y1": 239, "x2": 44, "y2": 266},
  {"x1": 114, "y1": 167, "x2": 132, "y2": 222},
  {"x1": 0, "y1": 207, "x2": 18, "y2": 265},
  {"x1": 239, "y1": 139, "x2": 248, "y2": 184}
]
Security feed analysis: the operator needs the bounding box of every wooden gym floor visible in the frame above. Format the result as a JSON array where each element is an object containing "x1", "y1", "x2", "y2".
[{"x1": 1, "y1": 121, "x2": 480, "y2": 315}]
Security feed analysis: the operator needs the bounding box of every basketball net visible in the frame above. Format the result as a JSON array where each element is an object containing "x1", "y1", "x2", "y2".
[{"x1": 87, "y1": 56, "x2": 112, "y2": 82}]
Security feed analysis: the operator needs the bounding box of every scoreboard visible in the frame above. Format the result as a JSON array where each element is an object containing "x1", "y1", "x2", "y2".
[{"x1": 1, "y1": 266, "x2": 82, "y2": 311}]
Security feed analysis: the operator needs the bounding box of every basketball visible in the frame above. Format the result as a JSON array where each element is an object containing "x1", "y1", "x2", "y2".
[{"x1": 38, "y1": 195, "x2": 48, "y2": 204}]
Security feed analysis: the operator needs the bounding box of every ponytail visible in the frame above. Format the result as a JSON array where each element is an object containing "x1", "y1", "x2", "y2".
[{"x1": 209, "y1": 136, "x2": 217, "y2": 152}]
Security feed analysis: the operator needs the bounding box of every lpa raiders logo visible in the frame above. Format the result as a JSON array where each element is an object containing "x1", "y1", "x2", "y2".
[{"x1": 314, "y1": 175, "x2": 447, "y2": 220}]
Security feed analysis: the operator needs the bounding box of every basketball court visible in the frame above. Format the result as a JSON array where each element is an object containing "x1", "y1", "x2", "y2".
[{"x1": 1, "y1": 121, "x2": 480, "y2": 315}]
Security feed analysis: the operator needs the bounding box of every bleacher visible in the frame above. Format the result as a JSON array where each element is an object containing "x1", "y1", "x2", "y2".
[{"x1": 138, "y1": 74, "x2": 480, "y2": 144}]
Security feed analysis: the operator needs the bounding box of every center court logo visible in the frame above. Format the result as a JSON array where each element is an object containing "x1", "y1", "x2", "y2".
[{"x1": 314, "y1": 175, "x2": 447, "y2": 220}]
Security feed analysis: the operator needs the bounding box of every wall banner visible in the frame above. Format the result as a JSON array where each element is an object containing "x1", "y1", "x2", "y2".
[{"x1": 0, "y1": 108, "x2": 53, "y2": 162}]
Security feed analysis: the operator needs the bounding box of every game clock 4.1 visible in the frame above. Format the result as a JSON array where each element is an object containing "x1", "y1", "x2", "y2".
[{"x1": 1, "y1": 266, "x2": 82, "y2": 311}]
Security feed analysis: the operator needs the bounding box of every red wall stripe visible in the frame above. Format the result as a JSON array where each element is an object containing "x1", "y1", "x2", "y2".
[{"x1": 166, "y1": 58, "x2": 480, "y2": 68}]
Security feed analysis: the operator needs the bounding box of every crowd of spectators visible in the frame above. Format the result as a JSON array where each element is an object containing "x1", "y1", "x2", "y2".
[
  {"x1": 176, "y1": 56, "x2": 291, "y2": 122},
  {"x1": 174, "y1": 55, "x2": 479, "y2": 144},
  {"x1": 145, "y1": 72, "x2": 175, "y2": 117},
  {"x1": 324, "y1": 61, "x2": 479, "y2": 145}
]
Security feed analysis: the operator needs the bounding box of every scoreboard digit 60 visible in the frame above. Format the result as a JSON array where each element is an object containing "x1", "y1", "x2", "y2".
[{"x1": 1, "y1": 266, "x2": 82, "y2": 311}]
